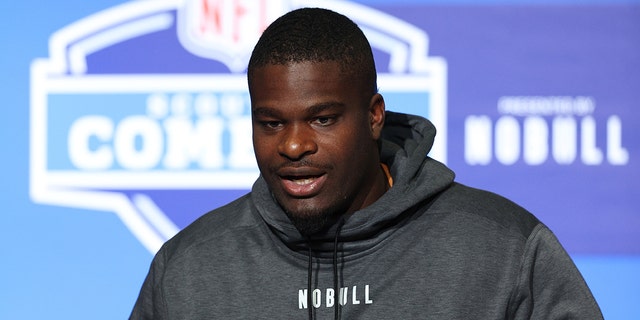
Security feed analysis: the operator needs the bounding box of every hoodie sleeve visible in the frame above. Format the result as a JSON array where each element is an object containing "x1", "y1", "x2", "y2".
[
  {"x1": 508, "y1": 224, "x2": 603, "y2": 320},
  {"x1": 129, "y1": 250, "x2": 168, "y2": 320}
]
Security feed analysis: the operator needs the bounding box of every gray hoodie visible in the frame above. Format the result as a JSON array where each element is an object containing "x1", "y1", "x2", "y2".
[{"x1": 131, "y1": 111, "x2": 603, "y2": 319}]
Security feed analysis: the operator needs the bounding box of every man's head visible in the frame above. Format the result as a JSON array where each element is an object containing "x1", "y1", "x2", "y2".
[
  {"x1": 247, "y1": 7, "x2": 377, "y2": 98},
  {"x1": 248, "y1": 8, "x2": 386, "y2": 236}
]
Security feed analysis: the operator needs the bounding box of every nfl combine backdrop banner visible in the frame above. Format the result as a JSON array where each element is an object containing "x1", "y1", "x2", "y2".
[{"x1": 1, "y1": 0, "x2": 638, "y2": 318}]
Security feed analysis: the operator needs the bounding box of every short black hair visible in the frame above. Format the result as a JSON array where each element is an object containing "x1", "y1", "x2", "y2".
[{"x1": 247, "y1": 7, "x2": 377, "y2": 96}]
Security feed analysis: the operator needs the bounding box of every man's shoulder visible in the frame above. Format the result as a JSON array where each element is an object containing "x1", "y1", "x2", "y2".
[
  {"x1": 429, "y1": 182, "x2": 541, "y2": 239},
  {"x1": 159, "y1": 193, "x2": 258, "y2": 257}
]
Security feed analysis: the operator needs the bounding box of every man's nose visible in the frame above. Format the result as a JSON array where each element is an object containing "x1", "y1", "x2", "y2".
[{"x1": 277, "y1": 124, "x2": 318, "y2": 160}]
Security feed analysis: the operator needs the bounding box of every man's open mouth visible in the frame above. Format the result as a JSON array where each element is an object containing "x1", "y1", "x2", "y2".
[{"x1": 280, "y1": 174, "x2": 327, "y2": 197}]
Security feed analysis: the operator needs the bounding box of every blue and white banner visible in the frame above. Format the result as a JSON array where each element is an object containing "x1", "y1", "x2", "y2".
[{"x1": 30, "y1": 0, "x2": 446, "y2": 254}]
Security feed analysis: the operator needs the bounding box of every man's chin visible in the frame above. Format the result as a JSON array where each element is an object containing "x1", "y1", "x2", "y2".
[
  {"x1": 285, "y1": 210, "x2": 335, "y2": 236},
  {"x1": 281, "y1": 202, "x2": 342, "y2": 237}
]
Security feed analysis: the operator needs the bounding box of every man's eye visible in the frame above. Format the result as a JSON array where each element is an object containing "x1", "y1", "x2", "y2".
[
  {"x1": 260, "y1": 121, "x2": 282, "y2": 129},
  {"x1": 313, "y1": 116, "x2": 335, "y2": 126}
]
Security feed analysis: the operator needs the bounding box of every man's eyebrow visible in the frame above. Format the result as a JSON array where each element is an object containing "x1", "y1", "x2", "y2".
[
  {"x1": 307, "y1": 102, "x2": 345, "y2": 115},
  {"x1": 252, "y1": 107, "x2": 282, "y2": 118},
  {"x1": 252, "y1": 102, "x2": 345, "y2": 118}
]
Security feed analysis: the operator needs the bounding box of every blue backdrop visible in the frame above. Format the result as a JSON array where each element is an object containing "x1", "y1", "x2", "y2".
[{"x1": 1, "y1": 0, "x2": 638, "y2": 319}]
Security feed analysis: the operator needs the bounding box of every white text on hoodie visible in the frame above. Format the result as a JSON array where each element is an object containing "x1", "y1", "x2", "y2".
[{"x1": 298, "y1": 285, "x2": 373, "y2": 309}]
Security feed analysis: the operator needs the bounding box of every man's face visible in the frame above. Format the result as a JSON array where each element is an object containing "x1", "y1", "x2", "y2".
[{"x1": 250, "y1": 61, "x2": 385, "y2": 235}]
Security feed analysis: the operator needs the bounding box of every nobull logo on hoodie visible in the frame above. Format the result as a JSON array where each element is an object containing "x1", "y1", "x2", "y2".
[
  {"x1": 30, "y1": 0, "x2": 447, "y2": 253},
  {"x1": 298, "y1": 285, "x2": 374, "y2": 309}
]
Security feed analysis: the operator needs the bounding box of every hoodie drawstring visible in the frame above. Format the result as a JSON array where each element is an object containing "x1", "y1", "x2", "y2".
[
  {"x1": 307, "y1": 243, "x2": 313, "y2": 320},
  {"x1": 306, "y1": 217, "x2": 346, "y2": 320},
  {"x1": 333, "y1": 218, "x2": 346, "y2": 320}
]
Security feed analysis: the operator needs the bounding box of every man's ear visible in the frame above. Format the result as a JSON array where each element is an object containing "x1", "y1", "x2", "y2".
[{"x1": 369, "y1": 93, "x2": 386, "y2": 140}]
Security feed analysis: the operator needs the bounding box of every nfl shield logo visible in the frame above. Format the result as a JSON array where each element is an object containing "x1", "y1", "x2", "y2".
[{"x1": 178, "y1": 0, "x2": 288, "y2": 72}]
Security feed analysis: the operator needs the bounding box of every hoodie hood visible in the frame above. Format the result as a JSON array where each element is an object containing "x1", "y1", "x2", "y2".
[{"x1": 252, "y1": 111, "x2": 455, "y2": 258}]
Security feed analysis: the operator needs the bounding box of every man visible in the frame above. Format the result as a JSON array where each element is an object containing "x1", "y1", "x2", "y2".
[{"x1": 131, "y1": 8, "x2": 602, "y2": 319}]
